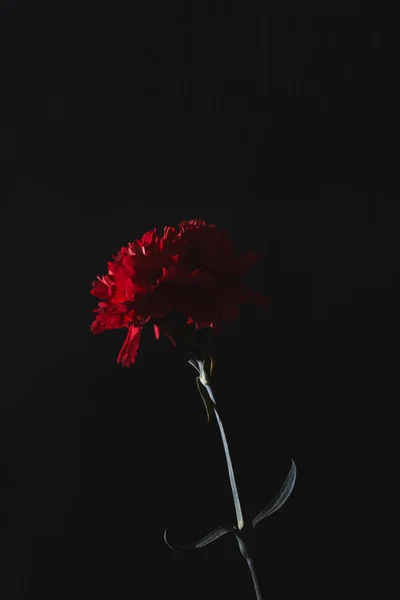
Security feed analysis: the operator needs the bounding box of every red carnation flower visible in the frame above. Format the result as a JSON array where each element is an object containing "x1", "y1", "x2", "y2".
[{"x1": 90, "y1": 219, "x2": 269, "y2": 366}]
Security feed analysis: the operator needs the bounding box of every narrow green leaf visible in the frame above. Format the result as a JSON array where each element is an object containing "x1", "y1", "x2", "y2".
[{"x1": 164, "y1": 525, "x2": 233, "y2": 551}]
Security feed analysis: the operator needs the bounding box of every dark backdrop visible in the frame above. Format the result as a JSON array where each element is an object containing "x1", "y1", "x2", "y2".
[{"x1": 2, "y1": 6, "x2": 398, "y2": 599}]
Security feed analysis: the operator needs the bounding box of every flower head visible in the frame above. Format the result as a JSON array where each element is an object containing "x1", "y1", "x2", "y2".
[{"x1": 90, "y1": 219, "x2": 269, "y2": 366}]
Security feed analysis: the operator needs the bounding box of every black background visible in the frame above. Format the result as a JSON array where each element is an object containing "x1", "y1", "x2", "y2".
[{"x1": 2, "y1": 5, "x2": 398, "y2": 599}]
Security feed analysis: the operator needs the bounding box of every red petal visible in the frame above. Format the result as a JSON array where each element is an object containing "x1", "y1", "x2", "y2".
[
  {"x1": 163, "y1": 330, "x2": 177, "y2": 347},
  {"x1": 153, "y1": 324, "x2": 160, "y2": 340},
  {"x1": 121, "y1": 255, "x2": 135, "y2": 276},
  {"x1": 117, "y1": 325, "x2": 142, "y2": 366},
  {"x1": 141, "y1": 228, "x2": 157, "y2": 246},
  {"x1": 90, "y1": 318, "x2": 105, "y2": 334},
  {"x1": 125, "y1": 278, "x2": 138, "y2": 300},
  {"x1": 90, "y1": 279, "x2": 110, "y2": 299},
  {"x1": 237, "y1": 250, "x2": 262, "y2": 274}
]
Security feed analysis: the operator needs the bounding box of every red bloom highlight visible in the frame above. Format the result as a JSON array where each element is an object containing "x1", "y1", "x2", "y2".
[{"x1": 90, "y1": 219, "x2": 269, "y2": 366}]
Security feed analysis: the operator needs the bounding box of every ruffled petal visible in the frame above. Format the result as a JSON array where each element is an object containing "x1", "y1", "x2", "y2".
[{"x1": 117, "y1": 325, "x2": 141, "y2": 366}]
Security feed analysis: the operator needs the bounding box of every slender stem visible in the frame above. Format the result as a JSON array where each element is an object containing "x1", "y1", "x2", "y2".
[
  {"x1": 234, "y1": 533, "x2": 264, "y2": 600},
  {"x1": 199, "y1": 377, "x2": 264, "y2": 599},
  {"x1": 204, "y1": 383, "x2": 244, "y2": 531},
  {"x1": 246, "y1": 557, "x2": 263, "y2": 600}
]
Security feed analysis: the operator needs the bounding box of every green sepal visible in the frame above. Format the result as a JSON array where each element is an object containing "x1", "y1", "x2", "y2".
[{"x1": 196, "y1": 376, "x2": 213, "y2": 423}]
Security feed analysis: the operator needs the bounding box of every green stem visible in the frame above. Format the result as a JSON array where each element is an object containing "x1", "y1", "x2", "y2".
[
  {"x1": 204, "y1": 382, "x2": 244, "y2": 531},
  {"x1": 246, "y1": 556, "x2": 263, "y2": 600},
  {"x1": 203, "y1": 382, "x2": 265, "y2": 599},
  {"x1": 188, "y1": 375, "x2": 265, "y2": 599},
  {"x1": 235, "y1": 533, "x2": 264, "y2": 599}
]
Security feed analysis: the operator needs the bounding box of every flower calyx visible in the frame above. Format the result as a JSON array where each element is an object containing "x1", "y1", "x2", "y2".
[{"x1": 188, "y1": 354, "x2": 214, "y2": 387}]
